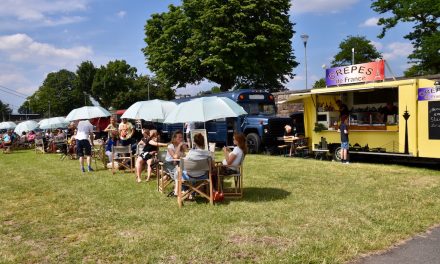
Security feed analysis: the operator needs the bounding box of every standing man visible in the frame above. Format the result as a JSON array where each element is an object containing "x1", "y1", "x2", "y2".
[
  {"x1": 339, "y1": 116, "x2": 349, "y2": 164},
  {"x1": 76, "y1": 119, "x2": 95, "y2": 172}
]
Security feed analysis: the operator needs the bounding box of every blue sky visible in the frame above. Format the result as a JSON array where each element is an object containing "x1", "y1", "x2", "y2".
[{"x1": 0, "y1": 0, "x2": 414, "y2": 113}]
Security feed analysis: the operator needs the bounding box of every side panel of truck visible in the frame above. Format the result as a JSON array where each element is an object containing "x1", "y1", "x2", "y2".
[{"x1": 417, "y1": 79, "x2": 440, "y2": 158}]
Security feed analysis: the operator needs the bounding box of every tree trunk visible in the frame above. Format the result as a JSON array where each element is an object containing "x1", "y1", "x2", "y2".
[{"x1": 219, "y1": 79, "x2": 234, "y2": 92}]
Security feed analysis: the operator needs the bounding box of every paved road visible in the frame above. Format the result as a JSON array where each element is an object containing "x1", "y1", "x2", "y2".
[{"x1": 355, "y1": 226, "x2": 440, "y2": 264}]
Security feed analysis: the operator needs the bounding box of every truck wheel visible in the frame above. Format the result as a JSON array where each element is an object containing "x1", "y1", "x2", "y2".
[
  {"x1": 246, "y1": 133, "x2": 261, "y2": 154},
  {"x1": 333, "y1": 147, "x2": 342, "y2": 161}
]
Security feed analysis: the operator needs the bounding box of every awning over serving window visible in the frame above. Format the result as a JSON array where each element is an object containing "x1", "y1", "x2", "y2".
[
  {"x1": 311, "y1": 82, "x2": 404, "y2": 95},
  {"x1": 285, "y1": 92, "x2": 312, "y2": 103}
]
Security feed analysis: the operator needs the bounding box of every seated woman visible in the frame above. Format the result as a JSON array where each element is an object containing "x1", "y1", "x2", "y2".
[
  {"x1": 27, "y1": 130, "x2": 36, "y2": 143},
  {"x1": 220, "y1": 132, "x2": 247, "y2": 174},
  {"x1": 105, "y1": 131, "x2": 119, "y2": 162},
  {"x1": 19, "y1": 132, "x2": 27, "y2": 146},
  {"x1": 137, "y1": 128, "x2": 150, "y2": 148},
  {"x1": 173, "y1": 132, "x2": 212, "y2": 197},
  {"x1": 67, "y1": 129, "x2": 77, "y2": 157},
  {"x1": 2, "y1": 130, "x2": 12, "y2": 149},
  {"x1": 135, "y1": 130, "x2": 168, "y2": 183},
  {"x1": 163, "y1": 130, "x2": 188, "y2": 195}
]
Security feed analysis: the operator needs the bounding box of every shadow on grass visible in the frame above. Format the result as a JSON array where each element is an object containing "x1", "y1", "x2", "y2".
[
  {"x1": 241, "y1": 187, "x2": 291, "y2": 202},
  {"x1": 212, "y1": 187, "x2": 291, "y2": 205}
]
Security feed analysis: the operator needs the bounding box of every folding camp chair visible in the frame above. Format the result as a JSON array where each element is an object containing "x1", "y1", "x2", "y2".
[
  {"x1": 295, "y1": 137, "x2": 309, "y2": 157},
  {"x1": 216, "y1": 156, "x2": 245, "y2": 198},
  {"x1": 176, "y1": 157, "x2": 213, "y2": 208},
  {"x1": 111, "y1": 145, "x2": 133, "y2": 174},
  {"x1": 35, "y1": 139, "x2": 45, "y2": 154},
  {"x1": 156, "y1": 151, "x2": 175, "y2": 193}
]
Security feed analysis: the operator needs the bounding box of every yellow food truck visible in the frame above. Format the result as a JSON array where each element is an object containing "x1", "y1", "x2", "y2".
[{"x1": 286, "y1": 60, "x2": 439, "y2": 162}]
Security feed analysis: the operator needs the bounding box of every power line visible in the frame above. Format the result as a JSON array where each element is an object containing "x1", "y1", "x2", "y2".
[
  {"x1": 0, "y1": 87, "x2": 29, "y2": 99},
  {"x1": 0, "y1": 84, "x2": 31, "y2": 97}
]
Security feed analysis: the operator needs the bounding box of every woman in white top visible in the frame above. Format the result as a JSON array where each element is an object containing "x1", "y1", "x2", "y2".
[
  {"x1": 166, "y1": 130, "x2": 187, "y2": 161},
  {"x1": 221, "y1": 132, "x2": 247, "y2": 173}
]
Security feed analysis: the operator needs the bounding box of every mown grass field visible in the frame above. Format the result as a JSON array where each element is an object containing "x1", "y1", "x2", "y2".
[{"x1": 1, "y1": 150, "x2": 440, "y2": 263}]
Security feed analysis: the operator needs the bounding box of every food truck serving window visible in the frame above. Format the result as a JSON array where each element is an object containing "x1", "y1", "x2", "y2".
[{"x1": 353, "y1": 88, "x2": 397, "y2": 104}]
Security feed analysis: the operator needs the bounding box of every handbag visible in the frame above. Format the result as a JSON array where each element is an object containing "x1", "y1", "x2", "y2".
[{"x1": 213, "y1": 191, "x2": 224, "y2": 202}]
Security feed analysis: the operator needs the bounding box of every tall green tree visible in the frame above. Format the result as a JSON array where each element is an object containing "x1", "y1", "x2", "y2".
[
  {"x1": 91, "y1": 60, "x2": 138, "y2": 109},
  {"x1": 22, "y1": 70, "x2": 84, "y2": 117},
  {"x1": 0, "y1": 100, "x2": 12, "y2": 121},
  {"x1": 18, "y1": 101, "x2": 32, "y2": 114},
  {"x1": 75, "y1": 61, "x2": 96, "y2": 104},
  {"x1": 331, "y1": 36, "x2": 382, "y2": 67},
  {"x1": 144, "y1": 0, "x2": 298, "y2": 92},
  {"x1": 371, "y1": 0, "x2": 440, "y2": 75}
]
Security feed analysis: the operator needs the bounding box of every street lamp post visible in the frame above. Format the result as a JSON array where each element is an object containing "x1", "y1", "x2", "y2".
[
  {"x1": 300, "y1": 34, "x2": 309, "y2": 89},
  {"x1": 352, "y1": 48, "x2": 355, "y2": 65}
]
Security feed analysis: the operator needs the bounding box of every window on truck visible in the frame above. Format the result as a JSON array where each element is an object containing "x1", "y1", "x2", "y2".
[{"x1": 240, "y1": 102, "x2": 276, "y2": 115}]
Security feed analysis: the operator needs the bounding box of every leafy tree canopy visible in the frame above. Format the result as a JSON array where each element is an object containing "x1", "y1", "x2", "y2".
[
  {"x1": 331, "y1": 35, "x2": 382, "y2": 67},
  {"x1": 91, "y1": 60, "x2": 138, "y2": 109},
  {"x1": 312, "y1": 78, "x2": 326, "y2": 89},
  {"x1": 144, "y1": 0, "x2": 298, "y2": 92},
  {"x1": 371, "y1": 0, "x2": 440, "y2": 75},
  {"x1": 24, "y1": 70, "x2": 85, "y2": 118},
  {"x1": 76, "y1": 61, "x2": 96, "y2": 96},
  {"x1": 0, "y1": 100, "x2": 12, "y2": 121}
]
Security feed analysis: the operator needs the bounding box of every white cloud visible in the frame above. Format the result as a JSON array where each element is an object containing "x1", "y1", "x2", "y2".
[
  {"x1": 0, "y1": 0, "x2": 88, "y2": 28},
  {"x1": 360, "y1": 17, "x2": 379, "y2": 27},
  {"x1": 370, "y1": 40, "x2": 383, "y2": 51},
  {"x1": 0, "y1": 72, "x2": 29, "y2": 86},
  {"x1": 117, "y1": 11, "x2": 127, "y2": 19},
  {"x1": 291, "y1": 0, "x2": 359, "y2": 14},
  {"x1": 0, "y1": 34, "x2": 93, "y2": 68},
  {"x1": 383, "y1": 42, "x2": 413, "y2": 60}
]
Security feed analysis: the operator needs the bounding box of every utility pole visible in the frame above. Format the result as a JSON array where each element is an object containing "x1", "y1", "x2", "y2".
[{"x1": 301, "y1": 34, "x2": 309, "y2": 89}]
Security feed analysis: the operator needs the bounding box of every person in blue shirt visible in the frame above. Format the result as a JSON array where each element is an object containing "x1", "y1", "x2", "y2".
[{"x1": 105, "y1": 131, "x2": 119, "y2": 163}]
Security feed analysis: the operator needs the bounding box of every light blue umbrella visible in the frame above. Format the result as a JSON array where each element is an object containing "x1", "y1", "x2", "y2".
[
  {"x1": 121, "y1": 99, "x2": 177, "y2": 122},
  {"x1": 164, "y1": 96, "x2": 247, "y2": 123},
  {"x1": 0, "y1": 121, "x2": 16, "y2": 130},
  {"x1": 38, "y1": 117, "x2": 69, "y2": 130},
  {"x1": 65, "y1": 106, "x2": 111, "y2": 121},
  {"x1": 14, "y1": 120, "x2": 39, "y2": 134}
]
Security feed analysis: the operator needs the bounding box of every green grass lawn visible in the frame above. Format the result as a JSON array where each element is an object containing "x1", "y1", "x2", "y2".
[{"x1": 1, "y1": 150, "x2": 440, "y2": 263}]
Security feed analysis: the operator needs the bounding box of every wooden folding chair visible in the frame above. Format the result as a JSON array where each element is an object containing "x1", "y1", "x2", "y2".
[
  {"x1": 177, "y1": 157, "x2": 213, "y2": 208},
  {"x1": 216, "y1": 156, "x2": 245, "y2": 198},
  {"x1": 156, "y1": 151, "x2": 174, "y2": 193},
  {"x1": 111, "y1": 145, "x2": 133, "y2": 174},
  {"x1": 35, "y1": 139, "x2": 45, "y2": 154},
  {"x1": 295, "y1": 137, "x2": 309, "y2": 157},
  {"x1": 91, "y1": 139, "x2": 107, "y2": 168}
]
